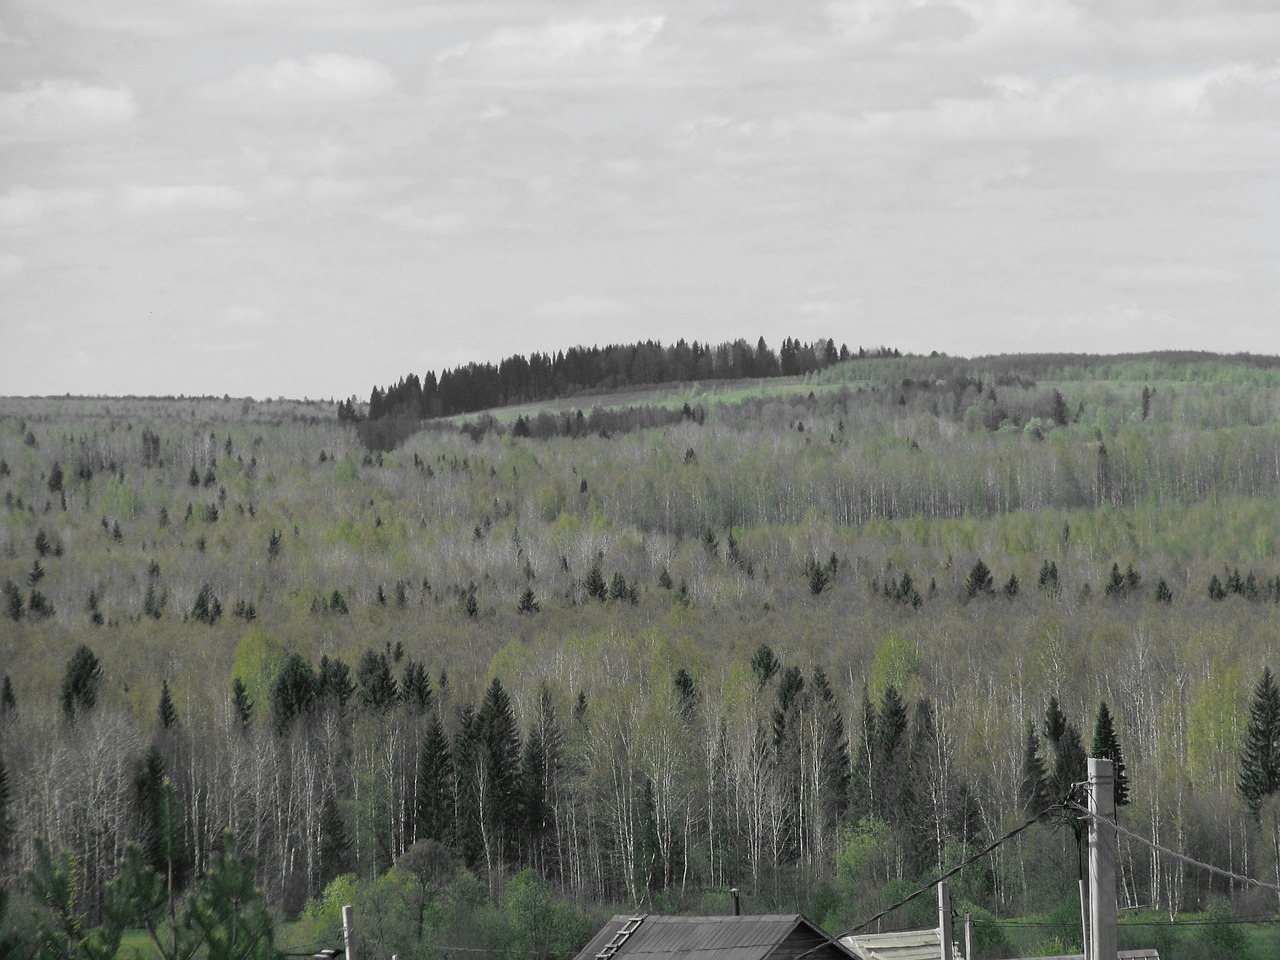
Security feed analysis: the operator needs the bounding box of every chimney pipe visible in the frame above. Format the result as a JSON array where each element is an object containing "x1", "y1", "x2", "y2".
[{"x1": 730, "y1": 888, "x2": 740, "y2": 916}]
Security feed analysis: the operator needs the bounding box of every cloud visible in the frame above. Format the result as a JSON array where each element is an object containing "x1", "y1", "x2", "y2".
[
  {"x1": 118, "y1": 184, "x2": 248, "y2": 216},
  {"x1": 0, "y1": 253, "x2": 26, "y2": 281},
  {"x1": 437, "y1": 17, "x2": 666, "y2": 83},
  {"x1": 531, "y1": 294, "x2": 636, "y2": 322},
  {"x1": 379, "y1": 207, "x2": 472, "y2": 235},
  {"x1": 0, "y1": 185, "x2": 104, "y2": 226},
  {"x1": 0, "y1": 79, "x2": 137, "y2": 139},
  {"x1": 199, "y1": 53, "x2": 396, "y2": 107}
]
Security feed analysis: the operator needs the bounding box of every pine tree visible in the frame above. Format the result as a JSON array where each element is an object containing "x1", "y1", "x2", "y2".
[
  {"x1": 317, "y1": 655, "x2": 356, "y2": 711},
  {"x1": 965, "y1": 558, "x2": 994, "y2": 597},
  {"x1": 191, "y1": 583, "x2": 222, "y2": 625},
  {"x1": 1091, "y1": 702, "x2": 1129, "y2": 807},
  {"x1": 4, "y1": 580, "x2": 24, "y2": 621},
  {"x1": 401, "y1": 658, "x2": 433, "y2": 712},
  {"x1": 751, "y1": 643, "x2": 780, "y2": 690},
  {"x1": 417, "y1": 711, "x2": 454, "y2": 847},
  {"x1": 0, "y1": 754, "x2": 12, "y2": 860},
  {"x1": 1239, "y1": 666, "x2": 1280, "y2": 818},
  {"x1": 356, "y1": 649, "x2": 398, "y2": 712},
  {"x1": 1018, "y1": 719, "x2": 1049, "y2": 814},
  {"x1": 318, "y1": 791, "x2": 351, "y2": 884},
  {"x1": 583, "y1": 562, "x2": 607, "y2": 602},
  {"x1": 517, "y1": 585, "x2": 540, "y2": 614},
  {"x1": 231, "y1": 677, "x2": 253, "y2": 728},
  {"x1": 60, "y1": 644, "x2": 103, "y2": 722},
  {"x1": 476, "y1": 677, "x2": 523, "y2": 866},
  {"x1": 270, "y1": 653, "x2": 317, "y2": 735},
  {"x1": 157, "y1": 679, "x2": 179, "y2": 729},
  {"x1": 0, "y1": 675, "x2": 14, "y2": 718}
]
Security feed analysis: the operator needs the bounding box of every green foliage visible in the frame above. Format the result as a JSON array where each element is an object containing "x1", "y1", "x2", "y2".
[
  {"x1": 965, "y1": 558, "x2": 994, "y2": 598},
  {"x1": 157, "y1": 679, "x2": 179, "y2": 729},
  {"x1": 191, "y1": 583, "x2": 223, "y2": 624},
  {"x1": 1091, "y1": 701, "x2": 1129, "y2": 806},
  {"x1": 26, "y1": 836, "x2": 125, "y2": 960},
  {"x1": 270, "y1": 653, "x2": 317, "y2": 735},
  {"x1": 1239, "y1": 666, "x2": 1280, "y2": 817},
  {"x1": 60, "y1": 645, "x2": 103, "y2": 722}
]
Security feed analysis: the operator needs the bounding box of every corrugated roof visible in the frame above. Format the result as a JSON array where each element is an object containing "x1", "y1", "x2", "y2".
[
  {"x1": 572, "y1": 914, "x2": 856, "y2": 960},
  {"x1": 840, "y1": 929, "x2": 944, "y2": 960}
]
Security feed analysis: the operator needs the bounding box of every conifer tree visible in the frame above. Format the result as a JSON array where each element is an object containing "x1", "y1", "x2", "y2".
[
  {"x1": 158, "y1": 679, "x2": 179, "y2": 729},
  {"x1": 965, "y1": 558, "x2": 994, "y2": 597},
  {"x1": 317, "y1": 655, "x2": 355, "y2": 711},
  {"x1": 1018, "y1": 719, "x2": 1049, "y2": 814},
  {"x1": 1239, "y1": 666, "x2": 1280, "y2": 818},
  {"x1": 60, "y1": 644, "x2": 103, "y2": 722},
  {"x1": 4, "y1": 581, "x2": 23, "y2": 622},
  {"x1": 356, "y1": 649, "x2": 398, "y2": 712},
  {"x1": 417, "y1": 711, "x2": 454, "y2": 847},
  {"x1": 477, "y1": 677, "x2": 523, "y2": 866},
  {"x1": 318, "y1": 790, "x2": 351, "y2": 885},
  {"x1": 191, "y1": 583, "x2": 222, "y2": 625},
  {"x1": 270, "y1": 654, "x2": 317, "y2": 735},
  {"x1": 231, "y1": 678, "x2": 253, "y2": 729},
  {"x1": 0, "y1": 675, "x2": 14, "y2": 718},
  {"x1": 401, "y1": 659, "x2": 433, "y2": 712},
  {"x1": 1091, "y1": 702, "x2": 1129, "y2": 807}
]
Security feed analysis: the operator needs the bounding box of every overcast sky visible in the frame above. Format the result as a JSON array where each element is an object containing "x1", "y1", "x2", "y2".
[{"x1": 2, "y1": 0, "x2": 1278, "y2": 400}]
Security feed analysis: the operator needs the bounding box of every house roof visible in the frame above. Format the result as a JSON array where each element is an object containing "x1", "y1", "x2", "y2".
[
  {"x1": 571, "y1": 914, "x2": 857, "y2": 960},
  {"x1": 840, "y1": 929, "x2": 946, "y2": 960}
]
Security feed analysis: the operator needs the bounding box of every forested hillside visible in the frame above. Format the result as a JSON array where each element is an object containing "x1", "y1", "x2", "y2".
[{"x1": 1, "y1": 351, "x2": 1279, "y2": 958}]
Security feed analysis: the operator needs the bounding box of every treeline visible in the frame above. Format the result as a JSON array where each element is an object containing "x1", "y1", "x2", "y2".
[
  {"x1": 3, "y1": 353, "x2": 1280, "y2": 956},
  {"x1": 346, "y1": 337, "x2": 895, "y2": 424}
]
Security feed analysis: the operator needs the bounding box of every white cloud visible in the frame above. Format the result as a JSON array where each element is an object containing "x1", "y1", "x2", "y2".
[
  {"x1": 437, "y1": 16, "x2": 666, "y2": 83},
  {"x1": 0, "y1": 79, "x2": 137, "y2": 139},
  {"x1": 531, "y1": 294, "x2": 636, "y2": 322},
  {"x1": 118, "y1": 184, "x2": 248, "y2": 216},
  {"x1": 0, "y1": 185, "x2": 104, "y2": 226},
  {"x1": 200, "y1": 53, "x2": 396, "y2": 107},
  {"x1": 379, "y1": 207, "x2": 472, "y2": 235},
  {"x1": 0, "y1": 252, "x2": 26, "y2": 281}
]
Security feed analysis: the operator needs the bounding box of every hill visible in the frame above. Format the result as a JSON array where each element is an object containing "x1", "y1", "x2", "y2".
[{"x1": 1, "y1": 350, "x2": 1278, "y2": 957}]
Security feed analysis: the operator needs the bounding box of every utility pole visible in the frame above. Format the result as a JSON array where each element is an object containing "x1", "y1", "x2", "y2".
[
  {"x1": 1087, "y1": 758, "x2": 1117, "y2": 960},
  {"x1": 937, "y1": 881, "x2": 954, "y2": 960},
  {"x1": 343, "y1": 904, "x2": 356, "y2": 960}
]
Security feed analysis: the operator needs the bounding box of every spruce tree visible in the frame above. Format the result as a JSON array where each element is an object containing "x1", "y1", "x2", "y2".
[
  {"x1": 317, "y1": 655, "x2": 355, "y2": 711},
  {"x1": 965, "y1": 558, "x2": 994, "y2": 597},
  {"x1": 157, "y1": 679, "x2": 179, "y2": 729},
  {"x1": 318, "y1": 791, "x2": 351, "y2": 884},
  {"x1": 417, "y1": 711, "x2": 454, "y2": 847},
  {"x1": 0, "y1": 675, "x2": 14, "y2": 718},
  {"x1": 270, "y1": 653, "x2": 317, "y2": 735},
  {"x1": 1091, "y1": 701, "x2": 1129, "y2": 807},
  {"x1": 231, "y1": 677, "x2": 253, "y2": 728},
  {"x1": 1018, "y1": 719, "x2": 1049, "y2": 814},
  {"x1": 356, "y1": 649, "x2": 398, "y2": 712},
  {"x1": 401, "y1": 658, "x2": 433, "y2": 712},
  {"x1": 60, "y1": 644, "x2": 103, "y2": 722},
  {"x1": 4, "y1": 581, "x2": 23, "y2": 622},
  {"x1": 1239, "y1": 666, "x2": 1280, "y2": 818},
  {"x1": 477, "y1": 677, "x2": 523, "y2": 865}
]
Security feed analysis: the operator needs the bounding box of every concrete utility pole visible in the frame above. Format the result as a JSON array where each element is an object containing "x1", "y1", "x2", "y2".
[
  {"x1": 1087, "y1": 758, "x2": 1117, "y2": 960},
  {"x1": 937, "y1": 881, "x2": 954, "y2": 960},
  {"x1": 343, "y1": 904, "x2": 356, "y2": 960}
]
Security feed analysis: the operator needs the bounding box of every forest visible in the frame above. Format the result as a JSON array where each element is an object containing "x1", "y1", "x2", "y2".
[{"x1": 1, "y1": 349, "x2": 1279, "y2": 959}]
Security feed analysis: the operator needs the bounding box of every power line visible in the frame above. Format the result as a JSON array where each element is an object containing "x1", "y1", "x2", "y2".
[
  {"x1": 837, "y1": 801, "x2": 1066, "y2": 940},
  {"x1": 1067, "y1": 801, "x2": 1280, "y2": 895}
]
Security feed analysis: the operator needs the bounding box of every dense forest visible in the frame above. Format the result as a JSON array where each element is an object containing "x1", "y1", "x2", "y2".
[
  {"x1": 1, "y1": 351, "x2": 1279, "y2": 959},
  {"x1": 346, "y1": 336, "x2": 896, "y2": 427}
]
